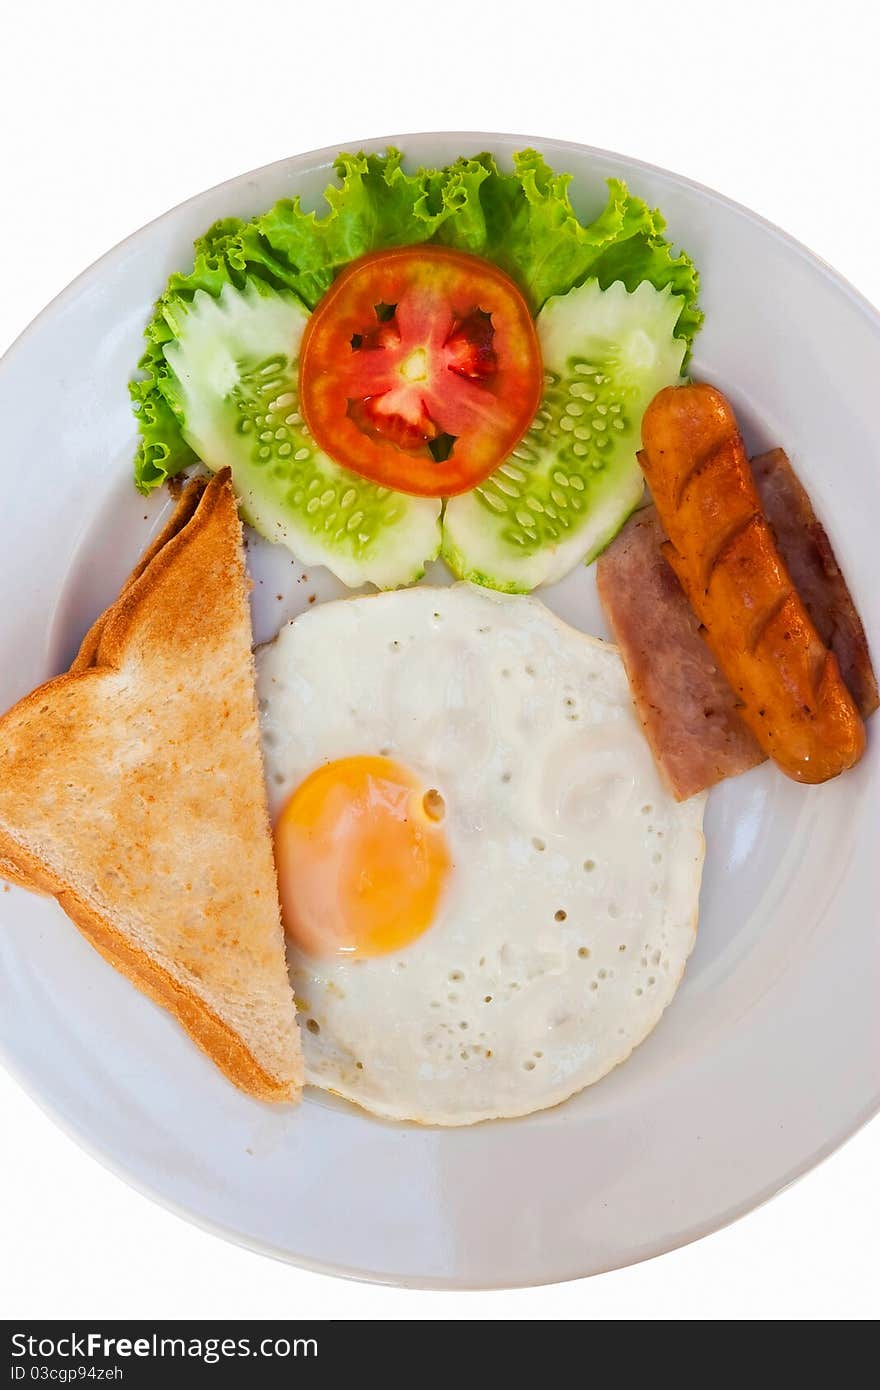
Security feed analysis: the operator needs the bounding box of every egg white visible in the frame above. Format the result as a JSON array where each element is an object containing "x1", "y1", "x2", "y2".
[{"x1": 257, "y1": 584, "x2": 705, "y2": 1125}]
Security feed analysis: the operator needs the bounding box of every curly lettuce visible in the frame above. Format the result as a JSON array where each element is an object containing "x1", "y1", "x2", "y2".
[{"x1": 132, "y1": 148, "x2": 702, "y2": 494}]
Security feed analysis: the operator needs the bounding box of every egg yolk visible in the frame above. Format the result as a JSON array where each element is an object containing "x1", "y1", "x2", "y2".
[{"x1": 274, "y1": 755, "x2": 451, "y2": 959}]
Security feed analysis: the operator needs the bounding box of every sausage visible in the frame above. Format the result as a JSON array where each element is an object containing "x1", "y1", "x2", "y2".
[{"x1": 639, "y1": 383, "x2": 865, "y2": 783}]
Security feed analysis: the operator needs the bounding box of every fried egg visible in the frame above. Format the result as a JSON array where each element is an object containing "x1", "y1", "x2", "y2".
[{"x1": 256, "y1": 584, "x2": 705, "y2": 1125}]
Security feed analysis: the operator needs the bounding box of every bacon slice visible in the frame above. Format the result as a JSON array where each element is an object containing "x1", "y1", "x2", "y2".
[
  {"x1": 752, "y1": 448, "x2": 878, "y2": 718},
  {"x1": 596, "y1": 506, "x2": 764, "y2": 800}
]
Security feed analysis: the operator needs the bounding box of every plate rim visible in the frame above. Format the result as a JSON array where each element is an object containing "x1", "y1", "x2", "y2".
[
  {"x1": 3, "y1": 128, "x2": 879, "y2": 378},
  {"x1": 3, "y1": 1024, "x2": 878, "y2": 1290}
]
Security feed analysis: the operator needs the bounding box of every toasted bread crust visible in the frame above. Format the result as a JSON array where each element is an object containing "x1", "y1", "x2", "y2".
[
  {"x1": 0, "y1": 826, "x2": 294, "y2": 1101},
  {"x1": 71, "y1": 476, "x2": 208, "y2": 674},
  {"x1": 0, "y1": 471, "x2": 302, "y2": 1102},
  {"x1": 0, "y1": 856, "x2": 35, "y2": 891},
  {"x1": 5, "y1": 476, "x2": 211, "y2": 892}
]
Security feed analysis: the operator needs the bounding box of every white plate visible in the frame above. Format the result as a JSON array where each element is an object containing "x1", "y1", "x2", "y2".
[{"x1": 0, "y1": 133, "x2": 878, "y2": 1289}]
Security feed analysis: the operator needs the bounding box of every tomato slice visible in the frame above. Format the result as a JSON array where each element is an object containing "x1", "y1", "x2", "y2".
[{"x1": 298, "y1": 246, "x2": 543, "y2": 497}]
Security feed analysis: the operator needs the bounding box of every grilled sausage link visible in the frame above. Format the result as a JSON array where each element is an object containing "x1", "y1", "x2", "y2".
[{"x1": 639, "y1": 383, "x2": 865, "y2": 783}]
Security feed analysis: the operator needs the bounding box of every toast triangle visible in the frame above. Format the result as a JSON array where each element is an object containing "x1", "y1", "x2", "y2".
[{"x1": 0, "y1": 470, "x2": 302, "y2": 1102}]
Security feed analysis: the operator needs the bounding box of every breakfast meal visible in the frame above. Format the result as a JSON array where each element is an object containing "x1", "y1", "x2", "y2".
[{"x1": 0, "y1": 146, "x2": 875, "y2": 1124}]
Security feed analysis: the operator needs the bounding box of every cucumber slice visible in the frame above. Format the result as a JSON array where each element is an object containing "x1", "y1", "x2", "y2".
[
  {"x1": 162, "y1": 281, "x2": 441, "y2": 589},
  {"x1": 442, "y1": 280, "x2": 686, "y2": 591}
]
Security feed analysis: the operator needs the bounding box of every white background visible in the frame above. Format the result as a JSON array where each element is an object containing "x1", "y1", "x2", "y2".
[{"x1": 1, "y1": 0, "x2": 878, "y2": 1321}]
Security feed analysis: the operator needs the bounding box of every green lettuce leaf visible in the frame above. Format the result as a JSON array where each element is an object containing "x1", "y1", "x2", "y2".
[
  {"x1": 436, "y1": 153, "x2": 638, "y2": 307},
  {"x1": 435, "y1": 152, "x2": 701, "y2": 335},
  {"x1": 132, "y1": 148, "x2": 702, "y2": 493}
]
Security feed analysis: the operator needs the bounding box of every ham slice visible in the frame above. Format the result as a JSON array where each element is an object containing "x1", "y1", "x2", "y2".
[
  {"x1": 597, "y1": 450, "x2": 876, "y2": 799},
  {"x1": 752, "y1": 449, "x2": 878, "y2": 718},
  {"x1": 597, "y1": 507, "x2": 764, "y2": 800}
]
